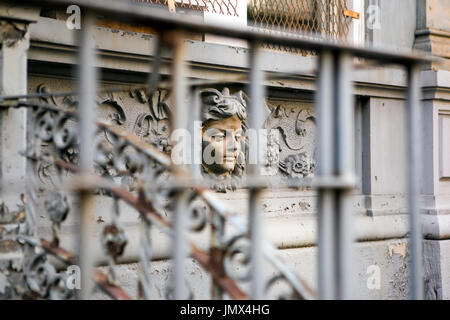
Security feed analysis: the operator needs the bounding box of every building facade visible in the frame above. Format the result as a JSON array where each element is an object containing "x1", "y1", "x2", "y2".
[{"x1": 0, "y1": 0, "x2": 449, "y2": 299}]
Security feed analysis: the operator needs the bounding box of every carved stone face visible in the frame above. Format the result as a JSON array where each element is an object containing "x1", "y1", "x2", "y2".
[
  {"x1": 199, "y1": 88, "x2": 247, "y2": 192},
  {"x1": 202, "y1": 114, "x2": 244, "y2": 176}
]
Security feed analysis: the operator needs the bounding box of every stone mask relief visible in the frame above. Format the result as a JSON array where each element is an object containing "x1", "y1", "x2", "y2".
[{"x1": 200, "y1": 88, "x2": 248, "y2": 193}]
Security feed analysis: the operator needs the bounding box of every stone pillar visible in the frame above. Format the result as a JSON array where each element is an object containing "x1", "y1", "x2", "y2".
[
  {"x1": 0, "y1": 8, "x2": 35, "y2": 208},
  {"x1": 0, "y1": 4, "x2": 39, "y2": 298},
  {"x1": 365, "y1": 0, "x2": 417, "y2": 51},
  {"x1": 414, "y1": 0, "x2": 450, "y2": 71},
  {"x1": 421, "y1": 70, "x2": 450, "y2": 300},
  {"x1": 413, "y1": 0, "x2": 450, "y2": 300},
  {"x1": 360, "y1": 97, "x2": 408, "y2": 217}
]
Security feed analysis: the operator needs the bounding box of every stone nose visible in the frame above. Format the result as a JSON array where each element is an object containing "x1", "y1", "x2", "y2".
[{"x1": 225, "y1": 131, "x2": 238, "y2": 152}]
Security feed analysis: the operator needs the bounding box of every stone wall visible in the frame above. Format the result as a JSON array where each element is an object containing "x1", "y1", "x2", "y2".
[{"x1": 1, "y1": 1, "x2": 450, "y2": 300}]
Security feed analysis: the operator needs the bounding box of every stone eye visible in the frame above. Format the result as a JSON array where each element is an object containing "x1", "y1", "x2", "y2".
[{"x1": 212, "y1": 134, "x2": 224, "y2": 142}]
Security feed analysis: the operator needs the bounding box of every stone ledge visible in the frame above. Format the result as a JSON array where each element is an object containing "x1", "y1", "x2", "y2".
[
  {"x1": 0, "y1": 4, "x2": 40, "y2": 23},
  {"x1": 28, "y1": 16, "x2": 413, "y2": 100}
]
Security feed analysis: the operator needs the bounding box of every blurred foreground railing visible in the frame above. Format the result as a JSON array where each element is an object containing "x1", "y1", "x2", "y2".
[{"x1": 0, "y1": 0, "x2": 436, "y2": 300}]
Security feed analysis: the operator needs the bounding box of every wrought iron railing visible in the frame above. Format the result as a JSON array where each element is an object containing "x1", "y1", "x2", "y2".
[{"x1": 0, "y1": 0, "x2": 434, "y2": 300}]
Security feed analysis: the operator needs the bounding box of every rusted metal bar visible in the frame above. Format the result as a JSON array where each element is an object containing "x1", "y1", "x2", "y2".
[
  {"x1": 43, "y1": 214, "x2": 216, "y2": 301},
  {"x1": 104, "y1": 184, "x2": 248, "y2": 299},
  {"x1": 40, "y1": 239, "x2": 133, "y2": 300},
  {"x1": 21, "y1": 118, "x2": 314, "y2": 299},
  {"x1": 40, "y1": 238, "x2": 77, "y2": 265},
  {"x1": 93, "y1": 269, "x2": 133, "y2": 300},
  {"x1": 190, "y1": 246, "x2": 248, "y2": 300},
  {"x1": 98, "y1": 122, "x2": 173, "y2": 169},
  {"x1": 70, "y1": 173, "x2": 249, "y2": 300}
]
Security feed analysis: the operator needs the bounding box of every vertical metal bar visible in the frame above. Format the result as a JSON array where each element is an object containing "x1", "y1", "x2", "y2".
[
  {"x1": 406, "y1": 63, "x2": 424, "y2": 300},
  {"x1": 210, "y1": 214, "x2": 224, "y2": 300},
  {"x1": 316, "y1": 50, "x2": 336, "y2": 300},
  {"x1": 248, "y1": 41, "x2": 265, "y2": 300},
  {"x1": 172, "y1": 34, "x2": 188, "y2": 141},
  {"x1": 335, "y1": 52, "x2": 355, "y2": 300},
  {"x1": 190, "y1": 86, "x2": 202, "y2": 179},
  {"x1": 77, "y1": 12, "x2": 97, "y2": 300},
  {"x1": 146, "y1": 33, "x2": 162, "y2": 98},
  {"x1": 248, "y1": 189, "x2": 264, "y2": 299},
  {"x1": 173, "y1": 191, "x2": 190, "y2": 299},
  {"x1": 138, "y1": 219, "x2": 152, "y2": 299},
  {"x1": 171, "y1": 32, "x2": 190, "y2": 300}
]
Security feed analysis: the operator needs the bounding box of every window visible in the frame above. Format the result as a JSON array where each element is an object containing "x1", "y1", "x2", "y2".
[{"x1": 248, "y1": 0, "x2": 352, "y2": 53}]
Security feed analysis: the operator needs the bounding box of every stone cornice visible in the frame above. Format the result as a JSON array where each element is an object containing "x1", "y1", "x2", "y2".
[
  {"x1": 420, "y1": 70, "x2": 450, "y2": 101},
  {"x1": 0, "y1": 4, "x2": 39, "y2": 23},
  {"x1": 415, "y1": 28, "x2": 450, "y2": 38},
  {"x1": 28, "y1": 17, "x2": 440, "y2": 101}
]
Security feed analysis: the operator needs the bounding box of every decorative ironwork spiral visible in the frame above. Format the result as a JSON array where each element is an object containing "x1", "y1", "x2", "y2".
[
  {"x1": 52, "y1": 114, "x2": 77, "y2": 151},
  {"x1": 45, "y1": 192, "x2": 70, "y2": 225},
  {"x1": 49, "y1": 274, "x2": 74, "y2": 300},
  {"x1": 187, "y1": 196, "x2": 209, "y2": 232},
  {"x1": 223, "y1": 234, "x2": 252, "y2": 282},
  {"x1": 265, "y1": 274, "x2": 302, "y2": 300},
  {"x1": 35, "y1": 109, "x2": 55, "y2": 143},
  {"x1": 23, "y1": 253, "x2": 56, "y2": 298},
  {"x1": 100, "y1": 224, "x2": 128, "y2": 261}
]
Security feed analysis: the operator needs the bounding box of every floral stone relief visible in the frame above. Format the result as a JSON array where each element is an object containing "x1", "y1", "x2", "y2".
[{"x1": 28, "y1": 78, "x2": 316, "y2": 193}]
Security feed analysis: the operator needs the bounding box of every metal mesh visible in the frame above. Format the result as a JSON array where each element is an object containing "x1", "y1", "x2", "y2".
[
  {"x1": 248, "y1": 0, "x2": 351, "y2": 53},
  {"x1": 135, "y1": 0, "x2": 240, "y2": 16}
]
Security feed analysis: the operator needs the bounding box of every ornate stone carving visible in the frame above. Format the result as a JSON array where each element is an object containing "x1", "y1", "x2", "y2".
[
  {"x1": 200, "y1": 88, "x2": 248, "y2": 193},
  {"x1": 265, "y1": 103, "x2": 316, "y2": 179},
  {"x1": 279, "y1": 153, "x2": 314, "y2": 178},
  {"x1": 132, "y1": 89, "x2": 171, "y2": 153},
  {"x1": 0, "y1": 20, "x2": 27, "y2": 47}
]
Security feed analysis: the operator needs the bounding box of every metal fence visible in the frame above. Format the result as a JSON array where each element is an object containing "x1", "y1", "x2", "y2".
[
  {"x1": 135, "y1": 0, "x2": 239, "y2": 15},
  {"x1": 248, "y1": 0, "x2": 350, "y2": 38},
  {"x1": 0, "y1": 0, "x2": 433, "y2": 300},
  {"x1": 248, "y1": 0, "x2": 351, "y2": 53}
]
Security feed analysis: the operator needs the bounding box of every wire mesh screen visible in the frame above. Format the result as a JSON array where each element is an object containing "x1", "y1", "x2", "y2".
[
  {"x1": 248, "y1": 0, "x2": 351, "y2": 53},
  {"x1": 135, "y1": 0, "x2": 240, "y2": 16}
]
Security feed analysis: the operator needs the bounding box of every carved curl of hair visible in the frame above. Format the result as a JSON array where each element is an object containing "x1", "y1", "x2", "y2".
[{"x1": 200, "y1": 88, "x2": 248, "y2": 130}]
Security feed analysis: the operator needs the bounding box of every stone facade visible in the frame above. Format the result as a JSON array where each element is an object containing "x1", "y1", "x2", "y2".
[{"x1": 0, "y1": 1, "x2": 450, "y2": 299}]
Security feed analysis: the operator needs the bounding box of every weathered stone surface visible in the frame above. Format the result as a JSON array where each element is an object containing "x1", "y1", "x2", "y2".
[
  {"x1": 91, "y1": 239, "x2": 414, "y2": 300},
  {"x1": 415, "y1": 0, "x2": 450, "y2": 71}
]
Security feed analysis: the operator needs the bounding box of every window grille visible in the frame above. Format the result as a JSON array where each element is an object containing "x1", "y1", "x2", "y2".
[
  {"x1": 248, "y1": 0, "x2": 351, "y2": 53},
  {"x1": 135, "y1": 0, "x2": 240, "y2": 16}
]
